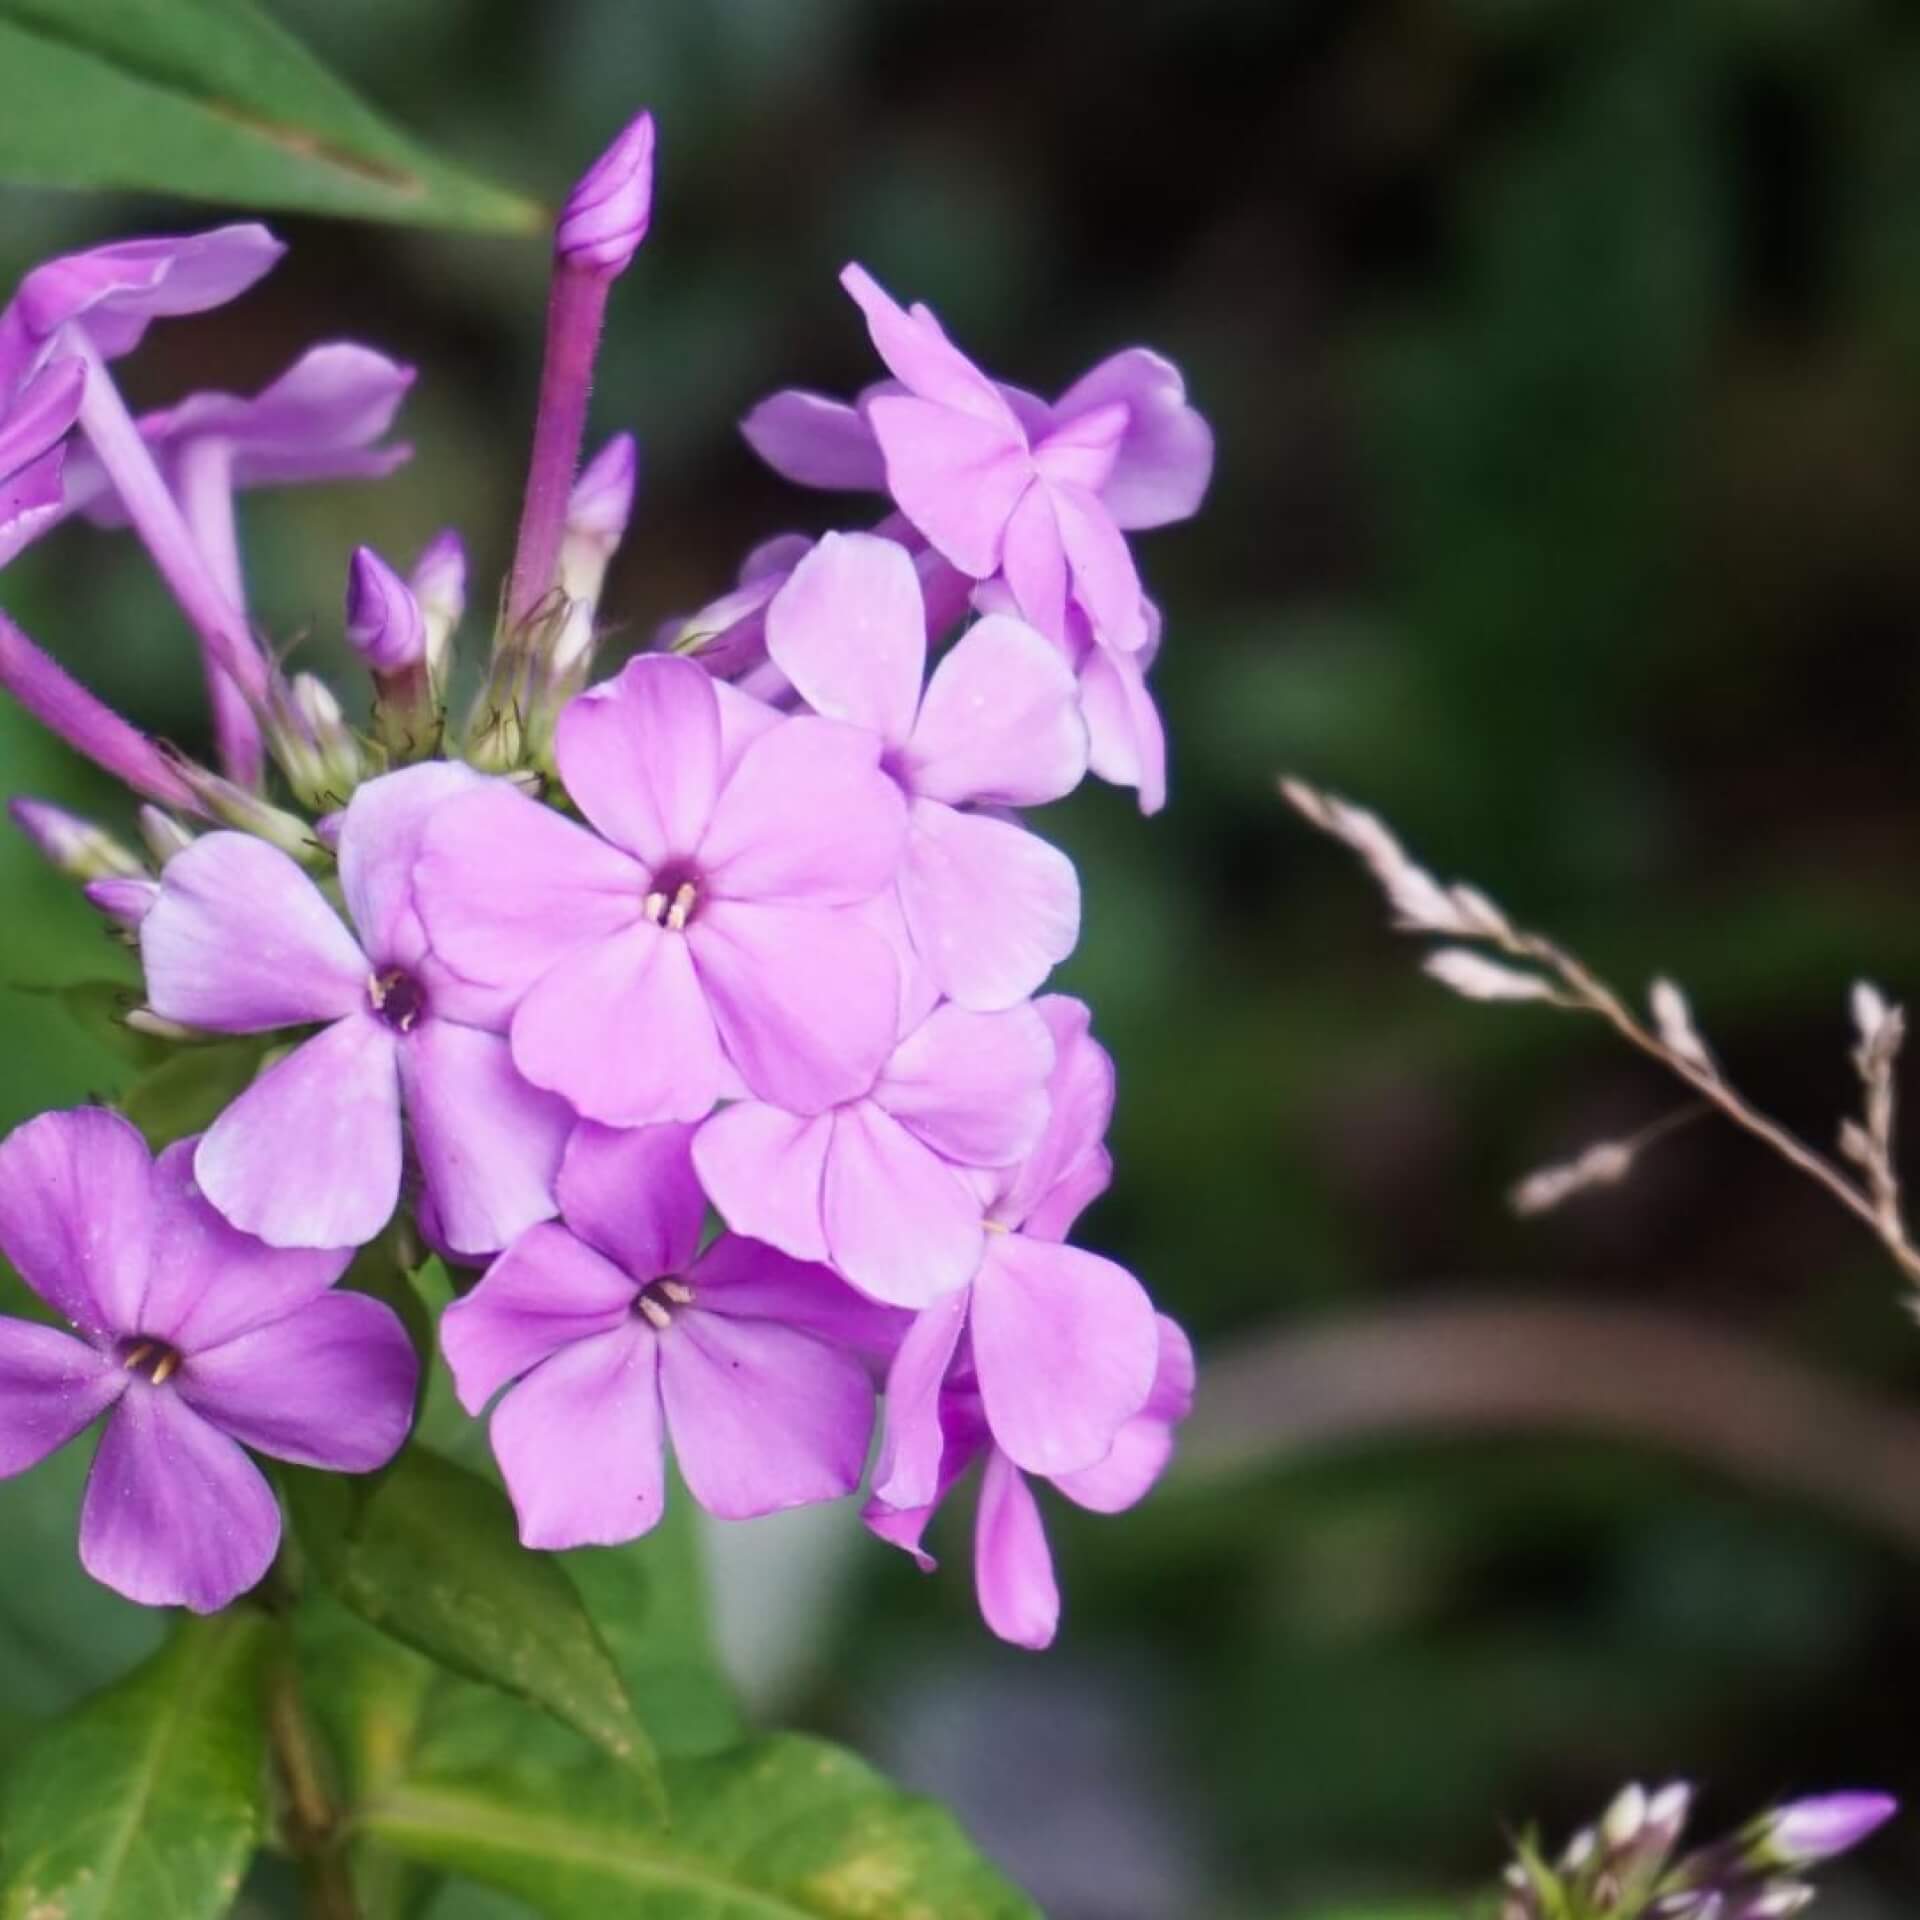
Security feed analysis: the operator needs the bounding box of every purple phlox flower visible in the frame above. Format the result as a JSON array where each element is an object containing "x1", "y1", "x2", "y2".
[
  {"x1": 346, "y1": 544, "x2": 427, "y2": 673},
  {"x1": 0, "y1": 358, "x2": 85, "y2": 566},
  {"x1": 555, "y1": 113, "x2": 657, "y2": 277},
  {"x1": 695, "y1": 981, "x2": 1056, "y2": 1308},
  {"x1": 864, "y1": 1312, "x2": 1193, "y2": 1650},
  {"x1": 765, "y1": 530, "x2": 1086, "y2": 1010},
  {"x1": 442, "y1": 1118, "x2": 889, "y2": 1548},
  {"x1": 0, "y1": 1107, "x2": 415, "y2": 1611},
  {"x1": 415, "y1": 652, "x2": 908, "y2": 1128},
  {"x1": 1758, "y1": 1793, "x2": 1898, "y2": 1866},
  {"x1": 138, "y1": 762, "x2": 572, "y2": 1253},
  {"x1": 742, "y1": 266, "x2": 1212, "y2": 655},
  {"x1": 872, "y1": 994, "x2": 1161, "y2": 1511}
]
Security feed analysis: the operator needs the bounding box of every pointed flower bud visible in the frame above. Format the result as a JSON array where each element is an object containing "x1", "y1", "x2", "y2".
[
  {"x1": 410, "y1": 529, "x2": 466, "y2": 690},
  {"x1": 555, "y1": 113, "x2": 656, "y2": 275},
  {"x1": 558, "y1": 431, "x2": 637, "y2": 605},
  {"x1": 8, "y1": 797, "x2": 145, "y2": 881},
  {"x1": 165, "y1": 752, "x2": 321, "y2": 866},
  {"x1": 136, "y1": 805, "x2": 194, "y2": 866},
  {"x1": 84, "y1": 874, "x2": 159, "y2": 933},
  {"x1": 345, "y1": 544, "x2": 426, "y2": 673},
  {"x1": 1756, "y1": 1793, "x2": 1897, "y2": 1867}
]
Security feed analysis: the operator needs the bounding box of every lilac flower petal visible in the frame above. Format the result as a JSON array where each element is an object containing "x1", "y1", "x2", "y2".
[
  {"x1": 493, "y1": 1324, "x2": 665, "y2": 1548},
  {"x1": 141, "y1": 832, "x2": 367, "y2": 1032},
  {"x1": 1053, "y1": 480, "x2": 1147, "y2": 655},
  {"x1": 878, "y1": 1001, "x2": 1055, "y2": 1168},
  {"x1": 179, "y1": 1291, "x2": 415, "y2": 1469},
  {"x1": 975, "y1": 1450, "x2": 1059, "y2": 1650},
  {"x1": 0, "y1": 1319, "x2": 121, "y2": 1474},
  {"x1": 691, "y1": 900, "x2": 899, "y2": 1113},
  {"x1": 0, "y1": 448, "x2": 67, "y2": 565},
  {"x1": 970, "y1": 1233, "x2": 1158, "y2": 1478},
  {"x1": 999, "y1": 482, "x2": 1069, "y2": 644},
  {"x1": 1079, "y1": 643, "x2": 1167, "y2": 816},
  {"x1": 1031, "y1": 400, "x2": 1128, "y2": 496},
  {"x1": 0, "y1": 357, "x2": 83, "y2": 487},
  {"x1": 741, "y1": 389, "x2": 888, "y2": 491},
  {"x1": 512, "y1": 924, "x2": 727, "y2": 1126},
  {"x1": 0, "y1": 1107, "x2": 154, "y2": 1337},
  {"x1": 441, "y1": 1222, "x2": 636, "y2": 1415},
  {"x1": 763, "y1": 532, "x2": 925, "y2": 746},
  {"x1": 556, "y1": 655, "x2": 721, "y2": 869},
  {"x1": 861, "y1": 888, "x2": 942, "y2": 1038},
  {"x1": 417, "y1": 783, "x2": 643, "y2": 997},
  {"x1": 1050, "y1": 347, "x2": 1215, "y2": 530},
  {"x1": 898, "y1": 800, "x2": 1079, "y2": 1012},
  {"x1": 79, "y1": 1388, "x2": 280, "y2": 1613},
  {"x1": 661, "y1": 1313, "x2": 873, "y2": 1520},
  {"x1": 864, "y1": 394, "x2": 1032, "y2": 579},
  {"x1": 195, "y1": 1015, "x2": 402, "y2": 1250},
  {"x1": 1768, "y1": 1793, "x2": 1900, "y2": 1863},
  {"x1": 142, "y1": 1138, "x2": 350, "y2": 1353},
  {"x1": 698, "y1": 715, "x2": 906, "y2": 907},
  {"x1": 9, "y1": 226, "x2": 284, "y2": 366},
  {"x1": 840, "y1": 266, "x2": 1022, "y2": 428},
  {"x1": 993, "y1": 995, "x2": 1115, "y2": 1236},
  {"x1": 687, "y1": 1233, "x2": 908, "y2": 1358},
  {"x1": 1052, "y1": 1315, "x2": 1194, "y2": 1514},
  {"x1": 556, "y1": 1121, "x2": 707, "y2": 1282},
  {"x1": 1021, "y1": 1147, "x2": 1113, "y2": 1247},
  {"x1": 862, "y1": 1396, "x2": 990, "y2": 1569},
  {"x1": 874, "y1": 1286, "x2": 972, "y2": 1509},
  {"x1": 692, "y1": 1102, "x2": 833, "y2": 1263},
  {"x1": 400, "y1": 1022, "x2": 570, "y2": 1260},
  {"x1": 903, "y1": 613, "x2": 1088, "y2": 808},
  {"x1": 339, "y1": 760, "x2": 485, "y2": 974},
  {"x1": 822, "y1": 1102, "x2": 985, "y2": 1307},
  {"x1": 555, "y1": 111, "x2": 656, "y2": 276},
  {"x1": 712, "y1": 675, "x2": 785, "y2": 774}
]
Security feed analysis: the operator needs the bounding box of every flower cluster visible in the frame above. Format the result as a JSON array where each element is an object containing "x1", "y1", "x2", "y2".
[
  {"x1": 1501, "y1": 1781, "x2": 1895, "y2": 1920},
  {"x1": 0, "y1": 111, "x2": 1210, "y2": 1644}
]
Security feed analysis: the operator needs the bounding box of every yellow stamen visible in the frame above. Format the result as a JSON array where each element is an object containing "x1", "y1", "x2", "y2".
[
  {"x1": 151, "y1": 1350, "x2": 181, "y2": 1387},
  {"x1": 637, "y1": 1294, "x2": 673, "y2": 1331},
  {"x1": 660, "y1": 1279, "x2": 695, "y2": 1305},
  {"x1": 123, "y1": 1341, "x2": 154, "y2": 1372},
  {"x1": 665, "y1": 881, "x2": 697, "y2": 932}
]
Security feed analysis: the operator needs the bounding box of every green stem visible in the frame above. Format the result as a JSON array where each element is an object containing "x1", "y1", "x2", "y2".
[{"x1": 267, "y1": 1641, "x2": 361, "y2": 1920}]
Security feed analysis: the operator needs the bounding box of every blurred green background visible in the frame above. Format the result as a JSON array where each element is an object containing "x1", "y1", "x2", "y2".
[{"x1": 8, "y1": 0, "x2": 1920, "y2": 1913}]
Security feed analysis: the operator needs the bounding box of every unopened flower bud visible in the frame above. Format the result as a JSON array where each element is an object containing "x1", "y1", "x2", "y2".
[
  {"x1": 9, "y1": 797, "x2": 145, "y2": 882},
  {"x1": 125, "y1": 1007, "x2": 218, "y2": 1044},
  {"x1": 1725, "y1": 1885, "x2": 1813, "y2": 1920},
  {"x1": 312, "y1": 809, "x2": 344, "y2": 854},
  {"x1": 166, "y1": 752, "x2": 323, "y2": 867},
  {"x1": 555, "y1": 112, "x2": 656, "y2": 276},
  {"x1": 558, "y1": 432, "x2": 638, "y2": 606},
  {"x1": 136, "y1": 805, "x2": 195, "y2": 866},
  {"x1": 410, "y1": 529, "x2": 467, "y2": 691},
  {"x1": 1756, "y1": 1792, "x2": 1897, "y2": 1866},
  {"x1": 346, "y1": 545, "x2": 426, "y2": 673},
  {"x1": 84, "y1": 875, "x2": 159, "y2": 934},
  {"x1": 293, "y1": 673, "x2": 365, "y2": 801}
]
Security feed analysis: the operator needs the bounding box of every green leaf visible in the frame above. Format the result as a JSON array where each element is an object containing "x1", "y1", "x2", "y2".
[
  {"x1": 0, "y1": 1609, "x2": 270, "y2": 1920},
  {"x1": 119, "y1": 1039, "x2": 267, "y2": 1149},
  {"x1": 289, "y1": 1445, "x2": 666, "y2": 1821},
  {"x1": 0, "y1": 0, "x2": 541, "y2": 232},
  {"x1": 6, "y1": 979, "x2": 164, "y2": 1069},
  {"x1": 361, "y1": 1734, "x2": 1040, "y2": 1920}
]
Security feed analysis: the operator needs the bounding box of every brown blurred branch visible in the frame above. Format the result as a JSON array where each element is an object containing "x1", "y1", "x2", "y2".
[{"x1": 1178, "y1": 1295, "x2": 1920, "y2": 1550}]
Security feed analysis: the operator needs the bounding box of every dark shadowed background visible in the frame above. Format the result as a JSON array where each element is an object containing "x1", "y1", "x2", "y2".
[{"x1": 5, "y1": 2, "x2": 1920, "y2": 1914}]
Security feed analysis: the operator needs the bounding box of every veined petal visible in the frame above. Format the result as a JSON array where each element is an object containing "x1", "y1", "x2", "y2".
[
  {"x1": 991, "y1": 994, "x2": 1115, "y2": 1235},
  {"x1": 699, "y1": 715, "x2": 906, "y2": 907},
  {"x1": 898, "y1": 801, "x2": 1079, "y2": 1012},
  {"x1": 556, "y1": 655, "x2": 721, "y2": 869},
  {"x1": 687, "y1": 1234, "x2": 909, "y2": 1359},
  {"x1": 179, "y1": 1291, "x2": 416, "y2": 1470},
  {"x1": 861, "y1": 1394, "x2": 991, "y2": 1570},
  {"x1": 873, "y1": 1286, "x2": 971, "y2": 1510},
  {"x1": 974, "y1": 1449, "x2": 1059, "y2": 1650},
  {"x1": 440, "y1": 1222, "x2": 636, "y2": 1415},
  {"x1": 970, "y1": 1233, "x2": 1157, "y2": 1478},
  {"x1": 661, "y1": 1313, "x2": 873, "y2": 1521},
  {"x1": 556, "y1": 1121, "x2": 706, "y2": 1283},
  {"x1": 492, "y1": 1324, "x2": 666, "y2": 1549},
  {"x1": 338, "y1": 760, "x2": 486, "y2": 975},
  {"x1": 0, "y1": 1107, "x2": 153, "y2": 1337},
  {"x1": 903, "y1": 614, "x2": 1088, "y2": 808},
  {"x1": 840, "y1": 266, "x2": 1023, "y2": 429},
  {"x1": 140, "y1": 832, "x2": 367, "y2": 1032},
  {"x1": 416, "y1": 783, "x2": 643, "y2": 998},
  {"x1": 763, "y1": 531, "x2": 925, "y2": 746},
  {"x1": 691, "y1": 900, "x2": 898, "y2": 1114},
  {"x1": 1050, "y1": 347, "x2": 1214, "y2": 530},
  {"x1": 141, "y1": 1138, "x2": 350, "y2": 1352},
  {"x1": 1052, "y1": 1314, "x2": 1194, "y2": 1514},
  {"x1": 692, "y1": 1102, "x2": 833, "y2": 1265},
  {"x1": 740, "y1": 389, "x2": 887, "y2": 491},
  {"x1": 1079, "y1": 642, "x2": 1167, "y2": 815},
  {"x1": 877, "y1": 1000, "x2": 1054, "y2": 1168},
  {"x1": 999, "y1": 483, "x2": 1068, "y2": 644},
  {"x1": 864, "y1": 394, "x2": 1032, "y2": 579},
  {"x1": 1052, "y1": 479, "x2": 1147, "y2": 655},
  {"x1": 400, "y1": 1022, "x2": 570, "y2": 1261},
  {"x1": 78, "y1": 1389, "x2": 280, "y2": 1612},
  {"x1": 0, "y1": 1319, "x2": 121, "y2": 1475},
  {"x1": 1031, "y1": 400, "x2": 1127, "y2": 495},
  {"x1": 821, "y1": 1101, "x2": 985, "y2": 1308},
  {"x1": 511, "y1": 925, "x2": 727, "y2": 1126},
  {"x1": 194, "y1": 1015, "x2": 403, "y2": 1250}
]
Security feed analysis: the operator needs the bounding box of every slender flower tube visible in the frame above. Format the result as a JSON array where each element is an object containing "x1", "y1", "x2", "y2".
[
  {"x1": 504, "y1": 113, "x2": 655, "y2": 626},
  {"x1": 0, "y1": 609, "x2": 204, "y2": 812}
]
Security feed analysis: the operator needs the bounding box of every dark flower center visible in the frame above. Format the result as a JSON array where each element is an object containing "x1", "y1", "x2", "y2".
[
  {"x1": 369, "y1": 967, "x2": 428, "y2": 1032},
  {"x1": 120, "y1": 1337, "x2": 182, "y2": 1386},
  {"x1": 642, "y1": 864, "x2": 701, "y2": 931},
  {"x1": 634, "y1": 1278, "x2": 694, "y2": 1329}
]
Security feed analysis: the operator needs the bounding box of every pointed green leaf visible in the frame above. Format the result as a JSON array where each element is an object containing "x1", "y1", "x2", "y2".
[
  {"x1": 289, "y1": 1445, "x2": 666, "y2": 1821},
  {"x1": 6, "y1": 979, "x2": 164, "y2": 1068},
  {"x1": 119, "y1": 1038, "x2": 269, "y2": 1150},
  {"x1": 0, "y1": 1610, "x2": 270, "y2": 1920},
  {"x1": 0, "y1": 0, "x2": 541, "y2": 232},
  {"x1": 361, "y1": 1734, "x2": 1039, "y2": 1920}
]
